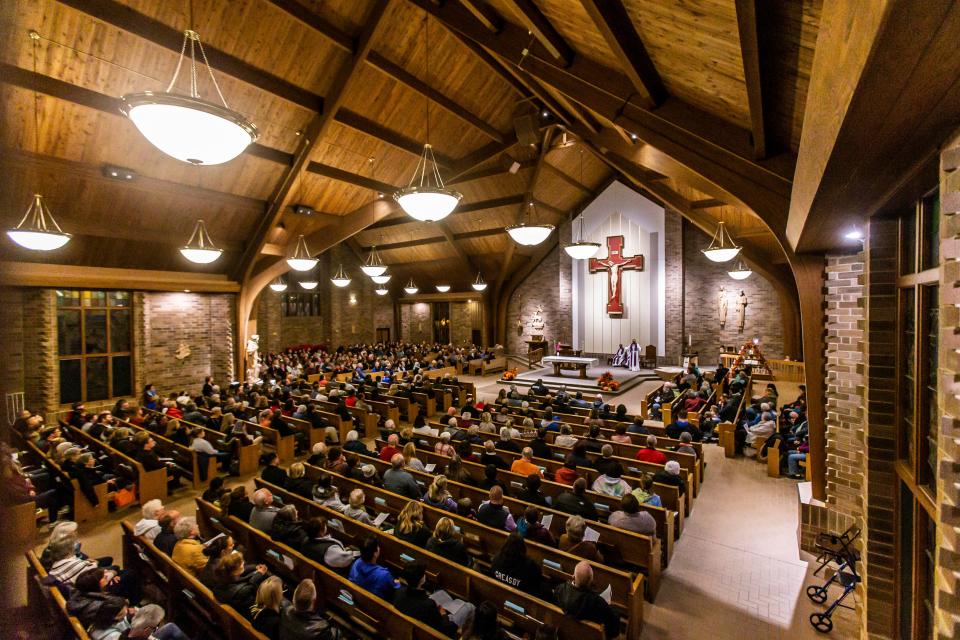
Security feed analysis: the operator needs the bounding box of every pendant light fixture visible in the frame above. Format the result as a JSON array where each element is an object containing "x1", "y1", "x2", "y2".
[
  {"x1": 269, "y1": 277, "x2": 288, "y2": 292},
  {"x1": 360, "y1": 245, "x2": 387, "y2": 277},
  {"x1": 7, "y1": 32, "x2": 71, "y2": 252},
  {"x1": 330, "y1": 264, "x2": 351, "y2": 288},
  {"x1": 375, "y1": 287, "x2": 389, "y2": 296},
  {"x1": 371, "y1": 274, "x2": 392, "y2": 285},
  {"x1": 299, "y1": 279, "x2": 318, "y2": 290},
  {"x1": 435, "y1": 284, "x2": 450, "y2": 293},
  {"x1": 392, "y1": 16, "x2": 461, "y2": 222},
  {"x1": 287, "y1": 235, "x2": 318, "y2": 271},
  {"x1": 120, "y1": 3, "x2": 256, "y2": 165},
  {"x1": 701, "y1": 220, "x2": 741, "y2": 262},
  {"x1": 180, "y1": 219, "x2": 222, "y2": 263},
  {"x1": 471, "y1": 272, "x2": 488, "y2": 292},
  {"x1": 404, "y1": 279, "x2": 419, "y2": 295},
  {"x1": 727, "y1": 259, "x2": 753, "y2": 280},
  {"x1": 563, "y1": 151, "x2": 600, "y2": 259},
  {"x1": 506, "y1": 202, "x2": 555, "y2": 246}
]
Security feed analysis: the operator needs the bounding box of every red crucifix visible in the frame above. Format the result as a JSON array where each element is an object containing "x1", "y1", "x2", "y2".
[{"x1": 589, "y1": 235, "x2": 644, "y2": 316}]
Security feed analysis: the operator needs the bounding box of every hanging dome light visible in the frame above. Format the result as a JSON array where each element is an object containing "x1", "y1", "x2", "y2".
[
  {"x1": 360, "y1": 245, "x2": 387, "y2": 277},
  {"x1": 7, "y1": 194, "x2": 71, "y2": 251},
  {"x1": 371, "y1": 273, "x2": 392, "y2": 285},
  {"x1": 179, "y1": 219, "x2": 222, "y2": 264},
  {"x1": 404, "y1": 279, "x2": 419, "y2": 295},
  {"x1": 375, "y1": 287, "x2": 389, "y2": 296},
  {"x1": 286, "y1": 235, "x2": 318, "y2": 271},
  {"x1": 702, "y1": 221, "x2": 741, "y2": 262},
  {"x1": 727, "y1": 260, "x2": 753, "y2": 280},
  {"x1": 269, "y1": 277, "x2": 288, "y2": 292},
  {"x1": 563, "y1": 214, "x2": 599, "y2": 259},
  {"x1": 330, "y1": 264, "x2": 351, "y2": 288},
  {"x1": 506, "y1": 202, "x2": 554, "y2": 246},
  {"x1": 121, "y1": 30, "x2": 256, "y2": 165},
  {"x1": 435, "y1": 284, "x2": 450, "y2": 293},
  {"x1": 394, "y1": 144, "x2": 462, "y2": 222},
  {"x1": 471, "y1": 272, "x2": 487, "y2": 291},
  {"x1": 299, "y1": 280, "x2": 318, "y2": 290}
]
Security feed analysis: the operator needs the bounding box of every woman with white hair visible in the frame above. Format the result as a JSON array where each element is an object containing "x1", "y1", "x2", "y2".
[
  {"x1": 343, "y1": 429, "x2": 369, "y2": 456},
  {"x1": 496, "y1": 426, "x2": 521, "y2": 453},
  {"x1": 133, "y1": 499, "x2": 164, "y2": 540},
  {"x1": 434, "y1": 431, "x2": 456, "y2": 457},
  {"x1": 171, "y1": 516, "x2": 207, "y2": 577},
  {"x1": 343, "y1": 488, "x2": 372, "y2": 525}
]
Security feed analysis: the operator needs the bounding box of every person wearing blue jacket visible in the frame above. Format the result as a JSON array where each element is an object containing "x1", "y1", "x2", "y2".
[{"x1": 348, "y1": 536, "x2": 399, "y2": 601}]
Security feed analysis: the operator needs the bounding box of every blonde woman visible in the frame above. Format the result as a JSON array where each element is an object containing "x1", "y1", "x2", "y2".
[
  {"x1": 251, "y1": 575, "x2": 283, "y2": 639},
  {"x1": 395, "y1": 500, "x2": 430, "y2": 547},
  {"x1": 426, "y1": 516, "x2": 470, "y2": 566},
  {"x1": 286, "y1": 462, "x2": 313, "y2": 498},
  {"x1": 343, "y1": 488, "x2": 372, "y2": 525},
  {"x1": 478, "y1": 412, "x2": 497, "y2": 435},
  {"x1": 423, "y1": 475, "x2": 456, "y2": 512},
  {"x1": 402, "y1": 442, "x2": 425, "y2": 471}
]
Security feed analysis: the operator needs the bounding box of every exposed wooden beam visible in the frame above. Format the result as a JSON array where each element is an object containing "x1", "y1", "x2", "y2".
[
  {"x1": 448, "y1": 137, "x2": 521, "y2": 182},
  {"x1": 437, "y1": 222, "x2": 481, "y2": 274},
  {"x1": 411, "y1": 0, "x2": 794, "y2": 224},
  {"x1": 56, "y1": 0, "x2": 322, "y2": 111},
  {"x1": 541, "y1": 161, "x2": 590, "y2": 193},
  {"x1": 579, "y1": 0, "x2": 667, "y2": 107},
  {"x1": 333, "y1": 109, "x2": 455, "y2": 169},
  {"x1": 359, "y1": 226, "x2": 506, "y2": 251},
  {"x1": 366, "y1": 194, "x2": 528, "y2": 230},
  {"x1": 460, "y1": 1, "x2": 504, "y2": 33},
  {"x1": 0, "y1": 147, "x2": 266, "y2": 213},
  {"x1": 690, "y1": 198, "x2": 726, "y2": 209},
  {"x1": 366, "y1": 52, "x2": 505, "y2": 143},
  {"x1": 501, "y1": 0, "x2": 573, "y2": 65},
  {"x1": 449, "y1": 159, "x2": 535, "y2": 185},
  {"x1": 236, "y1": 1, "x2": 391, "y2": 283},
  {"x1": 734, "y1": 0, "x2": 768, "y2": 158},
  {"x1": 0, "y1": 261, "x2": 239, "y2": 292},
  {"x1": 306, "y1": 162, "x2": 397, "y2": 194},
  {"x1": 264, "y1": 0, "x2": 354, "y2": 52}
]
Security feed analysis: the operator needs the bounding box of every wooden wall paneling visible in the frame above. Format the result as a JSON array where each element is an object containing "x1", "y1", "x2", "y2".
[{"x1": 497, "y1": 0, "x2": 573, "y2": 64}]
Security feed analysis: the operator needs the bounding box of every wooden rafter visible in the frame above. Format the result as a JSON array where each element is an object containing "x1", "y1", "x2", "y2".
[
  {"x1": 690, "y1": 198, "x2": 726, "y2": 209},
  {"x1": 366, "y1": 194, "x2": 527, "y2": 230},
  {"x1": 541, "y1": 161, "x2": 590, "y2": 194},
  {"x1": 236, "y1": 1, "x2": 391, "y2": 283},
  {"x1": 734, "y1": 0, "x2": 768, "y2": 158},
  {"x1": 460, "y1": 1, "x2": 504, "y2": 33},
  {"x1": 449, "y1": 159, "x2": 536, "y2": 185},
  {"x1": 580, "y1": 0, "x2": 667, "y2": 107},
  {"x1": 362, "y1": 225, "x2": 504, "y2": 251},
  {"x1": 501, "y1": 0, "x2": 573, "y2": 65},
  {"x1": 306, "y1": 162, "x2": 397, "y2": 194},
  {"x1": 333, "y1": 110, "x2": 455, "y2": 169}
]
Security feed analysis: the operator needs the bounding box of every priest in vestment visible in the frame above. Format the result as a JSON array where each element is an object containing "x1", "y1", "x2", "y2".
[
  {"x1": 627, "y1": 340, "x2": 641, "y2": 371},
  {"x1": 612, "y1": 344, "x2": 627, "y2": 367}
]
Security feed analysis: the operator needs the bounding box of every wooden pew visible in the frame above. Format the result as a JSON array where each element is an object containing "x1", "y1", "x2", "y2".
[
  {"x1": 25, "y1": 550, "x2": 92, "y2": 640},
  {"x1": 13, "y1": 431, "x2": 109, "y2": 523},
  {"x1": 301, "y1": 463, "x2": 659, "y2": 606},
  {"x1": 120, "y1": 522, "x2": 271, "y2": 640},
  {"x1": 254, "y1": 482, "x2": 625, "y2": 639},
  {"x1": 193, "y1": 500, "x2": 454, "y2": 640},
  {"x1": 480, "y1": 356, "x2": 506, "y2": 375},
  {"x1": 238, "y1": 419, "x2": 295, "y2": 464},
  {"x1": 366, "y1": 398, "x2": 401, "y2": 429},
  {"x1": 145, "y1": 407, "x2": 261, "y2": 476},
  {"x1": 117, "y1": 418, "x2": 216, "y2": 490},
  {"x1": 719, "y1": 376, "x2": 752, "y2": 458},
  {"x1": 66, "y1": 425, "x2": 167, "y2": 505},
  {"x1": 410, "y1": 392, "x2": 437, "y2": 420}
]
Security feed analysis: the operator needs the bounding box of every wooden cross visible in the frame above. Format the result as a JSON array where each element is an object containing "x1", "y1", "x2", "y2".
[{"x1": 588, "y1": 235, "x2": 643, "y2": 316}]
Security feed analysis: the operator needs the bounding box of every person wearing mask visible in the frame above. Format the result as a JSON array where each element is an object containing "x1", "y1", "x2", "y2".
[
  {"x1": 490, "y1": 533, "x2": 542, "y2": 597},
  {"x1": 477, "y1": 486, "x2": 516, "y2": 532},
  {"x1": 559, "y1": 515, "x2": 603, "y2": 562},
  {"x1": 554, "y1": 561, "x2": 620, "y2": 639},
  {"x1": 553, "y1": 478, "x2": 598, "y2": 520},
  {"x1": 608, "y1": 494, "x2": 657, "y2": 537},
  {"x1": 302, "y1": 516, "x2": 358, "y2": 571},
  {"x1": 348, "y1": 536, "x2": 399, "y2": 601},
  {"x1": 278, "y1": 579, "x2": 341, "y2": 640}
]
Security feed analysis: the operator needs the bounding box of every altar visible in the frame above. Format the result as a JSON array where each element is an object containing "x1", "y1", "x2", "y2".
[{"x1": 541, "y1": 355, "x2": 599, "y2": 379}]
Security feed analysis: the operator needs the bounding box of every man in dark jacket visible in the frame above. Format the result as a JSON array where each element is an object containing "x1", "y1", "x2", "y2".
[
  {"x1": 529, "y1": 428, "x2": 552, "y2": 460},
  {"x1": 394, "y1": 563, "x2": 459, "y2": 637},
  {"x1": 479, "y1": 441, "x2": 508, "y2": 469},
  {"x1": 261, "y1": 452, "x2": 287, "y2": 489},
  {"x1": 553, "y1": 478, "x2": 598, "y2": 520},
  {"x1": 279, "y1": 579, "x2": 340, "y2": 640},
  {"x1": 554, "y1": 562, "x2": 620, "y2": 639},
  {"x1": 515, "y1": 474, "x2": 550, "y2": 508}
]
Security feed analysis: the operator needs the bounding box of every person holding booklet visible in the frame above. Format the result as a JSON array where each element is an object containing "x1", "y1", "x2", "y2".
[
  {"x1": 394, "y1": 562, "x2": 474, "y2": 637},
  {"x1": 554, "y1": 561, "x2": 621, "y2": 639}
]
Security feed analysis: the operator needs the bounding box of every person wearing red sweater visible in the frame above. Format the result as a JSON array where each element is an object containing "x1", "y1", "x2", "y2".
[
  {"x1": 378, "y1": 433, "x2": 401, "y2": 462},
  {"x1": 635, "y1": 435, "x2": 667, "y2": 464}
]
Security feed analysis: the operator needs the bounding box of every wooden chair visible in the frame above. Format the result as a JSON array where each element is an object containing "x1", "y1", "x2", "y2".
[{"x1": 642, "y1": 345, "x2": 657, "y2": 368}]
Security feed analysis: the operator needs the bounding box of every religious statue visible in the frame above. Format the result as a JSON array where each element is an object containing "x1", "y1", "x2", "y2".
[
  {"x1": 718, "y1": 286, "x2": 729, "y2": 328},
  {"x1": 245, "y1": 334, "x2": 261, "y2": 383},
  {"x1": 517, "y1": 315, "x2": 524, "y2": 336},
  {"x1": 737, "y1": 291, "x2": 748, "y2": 332},
  {"x1": 588, "y1": 235, "x2": 644, "y2": 316},
  {"x1": 530, "y1": 305, "x2": 545, "y2": 333}
]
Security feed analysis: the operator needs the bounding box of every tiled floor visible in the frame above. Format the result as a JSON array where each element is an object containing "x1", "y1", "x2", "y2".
[{"x1": 6, "y1": 374, "x2": 860, "y2": 639}]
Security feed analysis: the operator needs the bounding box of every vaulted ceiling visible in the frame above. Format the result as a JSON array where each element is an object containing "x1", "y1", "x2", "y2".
[{"x1": 0, "y1": 0, "x2": 825, "y2": 298}]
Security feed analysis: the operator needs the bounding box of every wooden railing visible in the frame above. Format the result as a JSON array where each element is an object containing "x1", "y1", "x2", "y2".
[{"x1": 719, "y1": 353, "x2": 805, "y2": 382}]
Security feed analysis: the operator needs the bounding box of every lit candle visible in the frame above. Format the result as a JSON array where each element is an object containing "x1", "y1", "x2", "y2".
[{"x1": 688, "y1": 334, "x2": 692, "y2": 347}]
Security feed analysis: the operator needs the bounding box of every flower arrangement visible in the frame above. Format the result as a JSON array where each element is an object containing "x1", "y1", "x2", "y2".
[
  {"x1": 597, "y1": 372, "x2": 620, "y2": 392},
  {"x1": 503, "y1": 368, "x2": 518, "y2": 381}
]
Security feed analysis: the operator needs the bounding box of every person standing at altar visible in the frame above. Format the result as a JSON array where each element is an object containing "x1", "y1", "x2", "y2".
[
  {"x1": 611, "y1": 344, "x2": 627, "y2": 368},
  {"x1": 627, "y1": 340, "x2": 641, "y2": 371}
]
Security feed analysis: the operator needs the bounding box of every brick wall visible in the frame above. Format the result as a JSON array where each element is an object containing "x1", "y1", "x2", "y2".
[
  {"x1": 400, "y1": 303, "x2": 432, "y2": 343},
  {"x1": 682, "y1": 223, "x2": 786, "y2": 359},
  {"x1": 505, "y1": 245, "x2": 573, "y2": 354},
  {"x1": 449, "y1": 301, "x2": 473, "y2": 345},
  {"x1": 0, "y1": 288, "x2": 26, "y2": 423},
  {"x1": 663, "y1": 210, "x2": 685, "y2": 363},
  {"x1": 134, "y1": 292, "x2": 235, "y2": 396},
  {"x1": 937, "y1": 135, "x2": 960, "y2": 640}
]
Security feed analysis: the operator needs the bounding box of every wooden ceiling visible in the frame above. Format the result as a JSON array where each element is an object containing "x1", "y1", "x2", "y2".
[{"x1": 0, "y1": 0, "x2": 826, "y2": 295}]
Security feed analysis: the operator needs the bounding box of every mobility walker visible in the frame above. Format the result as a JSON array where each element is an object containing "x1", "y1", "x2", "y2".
[{"x1": 806, "y1": 525, "x2": 862, "y2": 633}]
